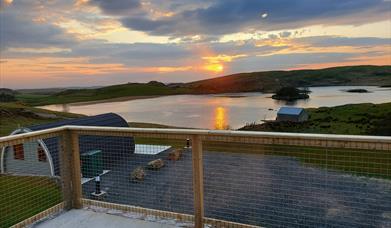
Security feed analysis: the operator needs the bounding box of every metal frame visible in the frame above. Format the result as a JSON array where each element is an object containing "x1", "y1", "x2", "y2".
[{"x1": 0, "y1": 128, "x2": 55, "y2": 176}]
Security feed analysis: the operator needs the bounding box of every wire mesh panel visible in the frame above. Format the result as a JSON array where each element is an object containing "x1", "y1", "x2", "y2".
[
  {"x1": 79, "y1": 135, "x2": 194, "y2": 217},
  {"x1": 202, "y1": 141, "x2": 391, "y2": 228},
  {"x1": 0, "y1": 128, "x2": 390, "y2": 228},
  {"x1": 0, "y1": 136, "x2": 63, "y2": 228}
]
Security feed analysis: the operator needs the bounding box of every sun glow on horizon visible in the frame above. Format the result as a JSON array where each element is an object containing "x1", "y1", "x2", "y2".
[{"x1": 203, "y1": 64, "x2": 224, "y2": 73}]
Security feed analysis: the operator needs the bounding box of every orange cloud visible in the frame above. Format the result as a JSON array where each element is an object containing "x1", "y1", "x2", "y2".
[
  {"x1": 141, "y1": 66, "x2": 193, "y2": 73},
  {"x1": 255, "y1": 38, "x2": 292, "y2": 47},
  {"x1": 202, "y1": 54, "x2": 247, "y2": 63},
  {"x1": 3, "y1": 0, "x2": 12, "y2": 5},
  {"x1": 74, "y1": 0, "x2": 89, "y2": 7},
  {"x1": 1, "y1": 57, "x2": 197, "y2": 79},
  {"x1": 141, "y1": 1, "x2": 175, "y2": 19},
  {"x1": 54, "y1": 17, "x2": 123, "y2": 40}
]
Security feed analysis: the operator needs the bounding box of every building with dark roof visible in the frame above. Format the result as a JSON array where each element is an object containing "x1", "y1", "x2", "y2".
[
  {"x1": 276, "y1": 107, "x2": 309, "y2": 122},
  {"x1": 0, "y1": 113, "x2": 135, "y2": 176}
]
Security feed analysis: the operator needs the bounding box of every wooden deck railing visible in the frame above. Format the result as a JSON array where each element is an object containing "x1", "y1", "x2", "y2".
[{"x1": 0, "y1": 126, "x2": 390, "y2": 228}]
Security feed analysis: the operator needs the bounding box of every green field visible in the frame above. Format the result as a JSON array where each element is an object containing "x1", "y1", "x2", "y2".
[
  {"x1": 0, "y1": 175, "x2": 62, "y2": 228},
  {"x1": 240, "y1": 103, "x2": 391, "y2": 136},
  {"x1": 183, "y1": 65, "x2": 391, "y2": 93},
  {"x1": 0, "y1": 102, "x2": 83, "y2": 136},
  {"x1": 16, "y1": 82, "x2": 190, "y2": 106}
]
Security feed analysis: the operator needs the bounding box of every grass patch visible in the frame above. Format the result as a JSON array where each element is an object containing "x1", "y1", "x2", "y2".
[
  {"x1": 0, "y1": 175, "x2": 62, "y2": 228},
  {"x1": 17, "y1": 82, "x2": 191, "y2": 106},
  {"x1": 240, "y1": 103, "x2": 391, "y2": 136}
]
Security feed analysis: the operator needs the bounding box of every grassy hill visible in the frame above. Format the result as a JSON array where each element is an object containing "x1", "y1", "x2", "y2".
[
  {"x1": 0, "y1": 102, "x2": 83, "y2": 136},
  {"x1": 16, "y1": 65, "x2": 391, "y2": 106},
  {"x1": 239, "y1": 103, "x2": 391, "y2": 136},
  {"x1": 16, "y1": 81, "x2": 190, "y2": 106},
  {"x1": 183, "y1": 65, "x2": 391, "y2": 93}
]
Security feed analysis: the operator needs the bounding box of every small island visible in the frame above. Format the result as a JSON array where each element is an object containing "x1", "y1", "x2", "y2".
[
  {"x1": 271, "y1": 87, "x2": 310, "y2": 101},
  {"x1": 345, "y1": 89, "x2": 370, "y2": 93}
]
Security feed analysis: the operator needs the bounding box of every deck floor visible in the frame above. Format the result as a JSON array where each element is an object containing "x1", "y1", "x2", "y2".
[
  {"x1": 81, "y1": 148, "x2": 391, "y2": 227},
  {"x1": 34, "y1": 209, "x2": 182, "y2": 228}
]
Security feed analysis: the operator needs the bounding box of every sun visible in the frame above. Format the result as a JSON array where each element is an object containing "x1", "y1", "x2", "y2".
[
  {"x1": 204, "y1": 64, "x2": 224, "y2": 73},
  {"x1": 216, "y1": 64, "x2": 224, "y2": 72}
]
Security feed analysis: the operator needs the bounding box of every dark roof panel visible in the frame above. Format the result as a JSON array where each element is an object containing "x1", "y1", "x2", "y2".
[
  {"x1": 29, "y1": 113, "x2": 128, "y2": 131},
  {"x1": 277, "y1": 107, "x2": 304, "y2": 116}
]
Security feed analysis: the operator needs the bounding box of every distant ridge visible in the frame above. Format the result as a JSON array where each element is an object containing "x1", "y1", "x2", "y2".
[
  {"x1": 15, "y1": 65, "x2": 391, "y2": 106},
  {"x1": 182, "y1": 65, "x2": 391, "y2": 93}
]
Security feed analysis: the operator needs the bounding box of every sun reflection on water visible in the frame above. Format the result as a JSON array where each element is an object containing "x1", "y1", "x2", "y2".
[{"x1": 214, "y1": 106, "x2": 229, "y2": 130}]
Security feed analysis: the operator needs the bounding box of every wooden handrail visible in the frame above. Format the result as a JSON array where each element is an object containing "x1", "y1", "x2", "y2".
[{"x1": 1, "y1": 126, "x2": 390, "y2": 228}]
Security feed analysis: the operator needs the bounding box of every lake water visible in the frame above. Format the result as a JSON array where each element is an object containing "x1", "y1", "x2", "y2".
[{"x1": 40, "y1": 86, "x2": 391, "y2": 129}]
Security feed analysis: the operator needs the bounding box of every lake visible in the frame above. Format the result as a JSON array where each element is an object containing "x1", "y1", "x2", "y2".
[{"x1": 40, "y1": 86, "x2": 391, "y2": 129}]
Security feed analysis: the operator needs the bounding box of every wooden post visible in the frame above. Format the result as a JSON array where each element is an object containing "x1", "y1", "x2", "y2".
[
  {"x1": 60, "y1": 130, "x2": 82, "y2": 209},
  {"x1": 191, "y1": 135, "x2": 204, "y2": 228},
  {"x1": 71, "y1": 131, "x2": 82, "y2": 208},
  {"x1": 60, "y1": 130, "x2": 72, "y2": 210}
]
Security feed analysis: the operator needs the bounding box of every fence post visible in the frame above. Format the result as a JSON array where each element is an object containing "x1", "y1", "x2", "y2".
[
  {"x1": 60, "y1": 130, "x2": 82, "y2": 209},
  {"x1": 192, "y1": 135, "x2": 204, "y2": 228}
]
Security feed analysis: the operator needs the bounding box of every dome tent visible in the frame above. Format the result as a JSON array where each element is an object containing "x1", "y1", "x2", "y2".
[{"x1": 1, "y1": 113, "x2": 135, "y2": 176}]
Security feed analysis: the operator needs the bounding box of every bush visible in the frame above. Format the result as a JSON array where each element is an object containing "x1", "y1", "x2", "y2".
[
  {"x1": 0, "y1": 93, "x2": 16, "y2": 102},
  {"x1": 271, "y1": 87, "x2": 309, "y2": 101}
]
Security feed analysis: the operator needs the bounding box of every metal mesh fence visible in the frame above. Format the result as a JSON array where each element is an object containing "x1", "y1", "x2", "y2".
[
  {"x1": 80, "y1": 136, "x2": 195, "y2": 217},
  {"x1": 0, "y1": 128, "x2": 390, "y2": 228},
  {"x1": 0, "y1": 135, "x2": 63, "y2": 228},
  {"x1": 202, "y1": 141, "x2": 391, "y2": 227}
]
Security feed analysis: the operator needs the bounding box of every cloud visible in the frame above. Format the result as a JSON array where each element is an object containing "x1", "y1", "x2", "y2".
[
  {"x1": 0, "y1": 0, "x2": 13, "y2": 9},
  {"x1": 110, "y1": 0, "x2": 391, "y2": 36},
  {"x1": 297, "y1": 36, "x2": 391, "y2": 47},
  {"x1": 0, "y1": 0, "x2": 389, "y2": 88},
  {"x1": 279, "y1": 31, "x2": 292, "y2": 38},
  {"x1": 122, "y1": 17, "x2": 175, "y2": 33},
  {"x1": 0, "y1": 11, "x2": 76, "y2": 50},
  {"x1": 89, "y1": 0, "x2": 141, "y2": 15},
  {"x1": 230, "y1": 52, "x2": 357, "y2": 73},
  {"x1": 3, "y1": 31, "x2": 388, "y2": 69}
]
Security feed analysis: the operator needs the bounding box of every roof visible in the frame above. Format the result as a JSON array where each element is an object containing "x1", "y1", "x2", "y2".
[
  {"x1": 28, "y1": 113, "x2": 128, "y2": 131},
  {"x1": 277, "y1": 107, "x2": 305, "y2": 116}
]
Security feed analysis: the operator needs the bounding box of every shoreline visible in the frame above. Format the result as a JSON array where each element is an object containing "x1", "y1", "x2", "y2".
[
  {"x1": 57, "y1": 95, "x2": 163, "y2": 106},
  {"x1": 45, "y1": 85, "x2": 388, "y2": 107}
]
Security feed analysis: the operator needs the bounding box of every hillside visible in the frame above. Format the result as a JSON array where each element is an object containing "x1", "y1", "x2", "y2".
[
  {"x1": 16, "y1": 65, "x2": 391, "y2": 106},
  {"x1": 239, "y1": 103, "x2": 391, "y2": 136},
  {"x1": 0, "y1": 102, "x2": 83, "y2": 136},
  {"x1": 16, "y1": 81, "x2": 191, "y2": 106},
  {"x1": 183, "y1": 65, "x2": 391, "y2": 93}
]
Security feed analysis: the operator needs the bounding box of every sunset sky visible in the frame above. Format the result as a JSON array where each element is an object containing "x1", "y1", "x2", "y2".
[{"x1": 0, "y1": 0, "x2": 390, "y2": 89}]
